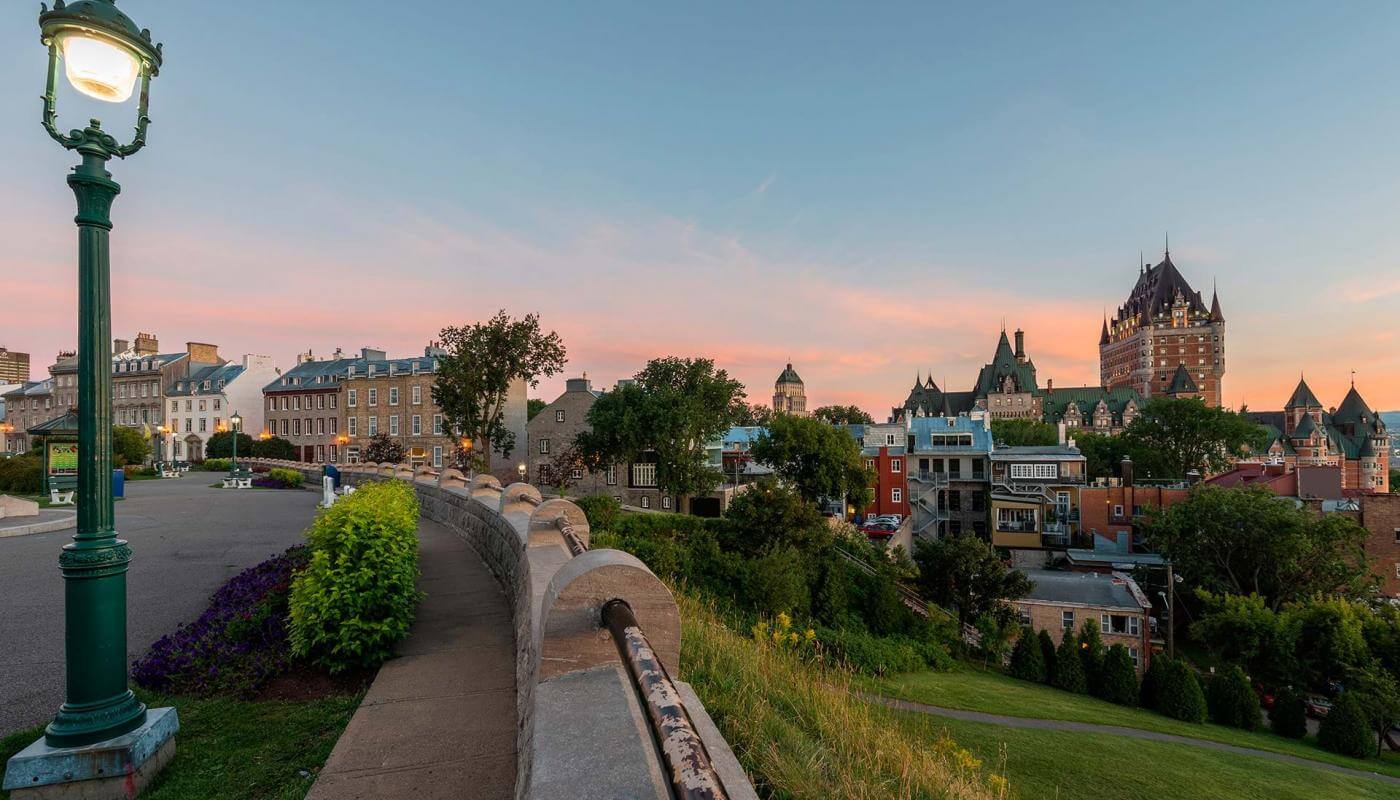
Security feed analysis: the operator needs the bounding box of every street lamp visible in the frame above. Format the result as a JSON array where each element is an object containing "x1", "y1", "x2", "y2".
[
  {"x1": 32, "y1": 0, "x2": 164, "y2": 752},
  {"x1": 0, "y1": 422, "x2": 13, "y2": 454},
  {"x1": 229, "y1": 411, "x2": 241, "y2": 473},
  {"x1": 517, "y1": 461, "x2": 527, "y2": 483}
]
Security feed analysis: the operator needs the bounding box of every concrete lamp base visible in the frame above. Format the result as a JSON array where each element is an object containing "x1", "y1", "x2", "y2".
[{"x1": 2, "y1": 707, "x2": 178, "y2": 800}]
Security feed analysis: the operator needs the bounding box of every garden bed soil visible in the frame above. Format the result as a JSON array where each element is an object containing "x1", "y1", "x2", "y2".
[{"x1": 255, "y1": 661, "x2": 375, "y2": 702}]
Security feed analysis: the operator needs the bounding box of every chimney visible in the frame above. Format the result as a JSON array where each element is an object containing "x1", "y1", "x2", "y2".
[
  {"x1": 1014, "y1": 329, "x2": 1025, "y2": 361},
  {"x1": 565, "y1": 376, "x2": 592, "y2": 393},
  {"x1": 1047, "y1": 378, "x2": 1053, "y2": 392},
  {"x1": 1120, "y1": 455, "x2": 1134, "y2": 487},
  {"x1": 297, "y1": 350, "x2": 316, "y2": 364},
  {"x1": 134, "y1": 332, "x2": 158, "y2": 355},
  {"x1": 332, "y1": 347, "x2": 343, "y2": 359},
  {"x1": 1057, "y1": 420, "x2": 1067, "y2": 446},
  {"x1": 186, "y1": 342, "x2": 220, "y2": 366},
  {"x1": 113, "y1": 338, "x2": 129, "y2": 355},
  {"x1": 361, "y1": 347, "x2": 387, "y2": 361}
]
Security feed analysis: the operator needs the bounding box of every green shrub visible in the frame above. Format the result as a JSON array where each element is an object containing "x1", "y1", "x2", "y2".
[
  {"x1": 289, "y1": 480, "x2": 422, "y2": 672},
  {"x1": 1077, "y1": 619, "x2": 1105, "y2": 692},
  {"x1": 816, "y1": 626, "x2": 924, "y2": 676},
  {"x1": 0, "y1": 455, "x2": 42, "y2": 494},
  {"x1": 111, "y1": 425, "x2": 149, "y2": 467},
  {"x1": 1157, "y1": 659, "x2": 1208, "y2": 723},
  {"x1": 202, "y1": 458, "x2": 232, "y2": 472},
  {"x1": 1099, "y1": 645, "x2": 1139, "y2": 706},
  {"x1": 574, "y1": 494, "x2": 621, "y2": 531},
  {"x1": 746, "y1": 546, "x2": 809, "y2": 617},
  {"x1": 205, "y1": 431, "x2": 255, "y2": 459},
  {"x1": 251, "y1": 435, "x2": 296, "y2": 460},
  {"x1": 1038, "y1": 629, "x2": 1058, "y2": 686},
  {"x1": 267, "y1": 468, "x2": 304, "y2": 488},
  {"x1": 1053, "y1": 632, "x2": 1087, "y2": 693},
  {"x1": 1270, "y1": 687, "x2": 1308, "y2": 739},
  {"x1": 1207, "y1": 665, "x2": 1261, "y2": 730},
  {"x1": 1318, "y1": 692, "x2": 1375, "y2": 758},
  {"x1": 1007, "y1": 628, "x2": 1045, "y2": 682},
  {"x1": 1140, "y1": 654, "x2": 1168, "y2": 710}
]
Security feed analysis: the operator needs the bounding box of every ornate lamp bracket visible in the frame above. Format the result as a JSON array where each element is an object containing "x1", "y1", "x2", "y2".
[{"x1": 39, "y1": 19, "x2": 157, "y2": 159}]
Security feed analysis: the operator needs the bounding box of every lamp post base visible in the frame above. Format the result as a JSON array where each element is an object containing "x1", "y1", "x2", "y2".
[{"x1": 2, "y1": 707, "x2": 178, "y2": 799}]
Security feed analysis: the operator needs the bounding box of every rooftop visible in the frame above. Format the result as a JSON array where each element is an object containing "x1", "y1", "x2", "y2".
[{"x1": 1020, "y1": 569, "x2": 1149, "y2": 611}]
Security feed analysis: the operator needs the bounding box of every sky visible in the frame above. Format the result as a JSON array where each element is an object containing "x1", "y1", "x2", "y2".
[{"x1": 2, "y1": 2, "x2": 1398, "y2": 414}]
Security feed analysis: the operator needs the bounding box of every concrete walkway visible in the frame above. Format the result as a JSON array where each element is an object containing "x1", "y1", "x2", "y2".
[
  {"x1": 869, "y1": 694, "x2": 1400, "y2": 786},
  {"x1": 309, "y1": 519, "x2": 517, "y2": 800}
]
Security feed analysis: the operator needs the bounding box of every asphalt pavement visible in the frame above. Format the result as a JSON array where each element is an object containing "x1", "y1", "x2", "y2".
[{"x1": 0, "y1": 473, "x2": 320, "y2": 734}]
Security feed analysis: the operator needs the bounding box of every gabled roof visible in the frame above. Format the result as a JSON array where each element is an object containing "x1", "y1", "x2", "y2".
[
  {"x1": 1166, "y1": 363, "x2": 1198, "y2": 395},
  {"x1": 168, "y1": 362, "x2": 247, "y2": 397},
  {"x1": 1042, "y1": 386, "x2": 1142, "y2": 423},
  {"x1": 1286, "y1": 378, "x2": 1321, "y2": 409}
]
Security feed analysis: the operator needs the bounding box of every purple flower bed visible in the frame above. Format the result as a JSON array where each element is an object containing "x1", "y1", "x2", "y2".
[
  {"x1": 131, "y1": 545, "x2": 310, "y2": 696},
  {"x1": 252, "y1": 476, "x2": 292, "y2": 489}
]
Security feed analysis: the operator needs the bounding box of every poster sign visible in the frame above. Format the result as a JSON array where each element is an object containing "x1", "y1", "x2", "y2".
[{"x1": 49, "y1": 443, "x2": 78, "y2": 476}]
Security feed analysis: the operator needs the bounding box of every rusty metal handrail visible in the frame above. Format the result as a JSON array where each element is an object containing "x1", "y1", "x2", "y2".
[
  {"x1": 557, "y1": 519, "x2": 588, "y2": 557},
  {"x1": 602, "y1": 599, "x2": 728, "y2": 800}
]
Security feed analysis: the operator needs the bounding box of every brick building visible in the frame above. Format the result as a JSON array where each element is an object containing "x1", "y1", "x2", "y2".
[
  {"x1": 1078, "y1": 478, "x2": 1191, "y2": 552},
  {"x1": 344, "y1": 348, "x2": 454, "y2": 468},
  {"x1": 845, "y1": 422, "x2": 909, "y2": 521},
  {"x1": 1099, "y1": 248, "x2": 1225, "y2": 407},
  {"x1": 1014, "y1": 569, "x2": 1153, "y2": 674},
  {"x1": 0, "y1": 348, "x2": 30, "y2": 383},
  {"x1": 1246, "y1": 377, "x2": 1390, "y2": 494},
  {"x1": 263, "y1": 350, "x2": 354, "y2": 465}
]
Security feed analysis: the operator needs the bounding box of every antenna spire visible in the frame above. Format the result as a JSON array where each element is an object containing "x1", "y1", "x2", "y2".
[{"x1": 1164, "y1": 232, "x2": 1170, "y2": 257}]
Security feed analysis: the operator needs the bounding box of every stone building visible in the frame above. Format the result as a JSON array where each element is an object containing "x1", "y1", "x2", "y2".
[
  {"x1": 772, "y1": 363, "x2": 808, "y2": 416},
  {"x1": 1247, "y1": 377, "x2": 1390, "y2": 493},
  {"x1": 2, "y1": 379, "x2": 55, "y2": 454},
  {"x1": 263, "y1": 349, "x2": 354, "y2": 465},
  {"x1": 1014, "y1": 569, "x2": 1153, "y2": 674},
  {"x1": 0, "y1": 348, "x2": 30, "y2": 383},
  {"x1": 344, "y1": 347, "x2": 454, "y2": 469},
  {"x1": 164, "y1": 355, "x2": 278, "y2": 462},
  {"x1": 1099, "y1": 249, "x2": 1225, "y2": 407}
]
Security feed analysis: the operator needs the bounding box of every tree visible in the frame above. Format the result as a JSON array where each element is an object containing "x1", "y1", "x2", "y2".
[
  {"x1": 1189, "y1": 592, "x2": 1296, "y2": 687},
  {"x1": 975, "y1": 613, "x2": 1014, "y2": 668},
  {"x1": 251, "y1": 436, "x2": 295, "y2": 460},
  {"x1": 1075, "y1": 431, "x2": 1133, "y2": 480},
  {"x1": 1038, "y1": 629, "x2": 1059, "y2": 686},
  {"x1": 1318, "y1": 692, "x2": 1374, "y2": 758},
  {"x1": 433, "y1": 311, "x2": 567, "y2": 470},
  {"x1": 1077, "y1": 618, "x2": 1106, "y2": 692},
  {"x1": 1157, "y1": 660, "x2": 1207, "y2": 723},
  {"x1": 1269, "y1": 687, "x2": 1308, "y2": 739},
  {"x1": 746, "y1": 546, "x2": 809, "y2": 617},
  {"x1": 1100, "y1": 645, "x2": 1139, "y2": 706},
  {"x1": 1289, "y1": 596, "x2": 1375, "y2": 689},
  {"x1": 1207, "y1": 665, "x2": 1261, "y2": 730},
  {"x1": 362, "y1": 433, "x2": 407, "y2": 464},
  {"x1": 536, "y1": 442, "x2": 600, "y2": 496},
  {"x1": 734, "y1": 403, "x2": 773, "y2": 427},
  {"x1": 1053, "y1": 631, "x2": 1087, "y2": 693},
  {"x1": 1008, "y1": 628, "x2": 1046, "y2": 682},
  {"x1": 1142, "y1": 485, "x2": 1372, "y2": 609},
  {"x1": 812, "y1": 405, "x2": 874, "y2": 426},
  {"x1": 1140, "y1": 654, "x2": 1169, "y2": 710},
  {"x1": 527, "y1": 398, "x2": 547, "y2": 420},
  {"x1": 577, "y1": 357, "x2": 745, "y2": 512},
  {"x1": 1346, "y1": 667, "x2": 1400, "y2": 756},
  {"x1": 1119, "y1": 397, "x2": 1268, "y2": 479},
  {"x1": 991, "y1": 419, "x2": 1058, "y2": 447},
  {"x1": 750, "y1": 413, "x2": 874, "y2": 509},
  {"x1": 111, "y1": 425, "x2": 149, "y2": 467},
  {"x1": 205, "y1": 431, "x2": 254, "y2": 460},
  {"x1": 721, "y1": 478, "x2": 827, "y2": 558},
  {"x1": 913, "y1": 536, "x2": 1031, "y2": 629}
]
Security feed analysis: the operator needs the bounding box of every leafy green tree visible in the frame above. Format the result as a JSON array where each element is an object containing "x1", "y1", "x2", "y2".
[
  {"x1": 721, "y1": 478, "x2": 827, "y2": 558},
  {"x1": 1074, "y1": 431, "x2": 1134, "y2": 480},
  {"x1": 1289, "y1": 596, "x2": 1375, "y2": 689},
  {"x1": 1140, "y1": 654, "x2": 1169, "y2": 710},
  {"x1": 1318, "y1": 692, "x2": 1375, "y2": 758},
  {"x1": 1142, "y1": 485, "x2": 1372, "y2": 609},
  {"x1": 577, "y1": 357, "x2": 745, "y2": 512},
  {"x1": 362, "y1": 433, "x2": 407, "y2": 464},
  {"x1": 1038, "y1": 629, "x2": 1059, "y2": 686},
  {"x1": 812, "y1": 405, "x2": 875, "y2": 426},
  {"x1": 975, "y1": 613, "x2": 1014, "y2": 668},
  {"x1": 1099, "y1": 645, "x2": 1139, "y2": 706},
  {"x1": 750, "y1": 413, "x2": 874, "y2": 509},
  {"x1": 527, "y1": 398, "x2": 547, "y2": 420},
  {"x1": 746, "y1": 546, "x2": 809, "y2": 617},
  {"x1": 205, "y1": 431, "x2": 254, "y2": 460},
  {"x1": 914, "y1": 535, "x2": 1031, "y2": 629},
  {"x1": 111, "y1": 425, "x2": 149, "y2": 467},
  {"x1": 1077, "y1": 618, "x2": 1106, "y2": 692},
  {"x1": 1053, "y1": 631, "x2": 1087, "y2": 693},
  {"x1": 1190, "y1": 592, "x2": 1296, "y2": 687},
  {"x1": 991, "y1": 419, "x2": 1058, "y2": 447},
  {"x1": 1346, "y1": 667, "x2": 1400, "y2": 756},
  {"x1": 1119, "y1": 397, "x2": 1269, "y2": 479},
  {"x1": 1157, "y1": 659, "x2": 1208, "y2": 723},
  {"x1": 250, "y1": 436, "x2": 295, "y2": 460},
  {"x1": 1008, "y1": 628, "x2": 1046, "y2": 682},
  {"x1": 1269, "y1": 687, "x2": 1308, "y2": 739},
  {"x1": 434, "y1": 311, "x2": 567, "y2": 469},
  {"x1": 734, "y1": 403, "x2": 773, "y2": 427},
  {"x1": 1207, "y1": 665, "x2": 1261, "y2": 730}
]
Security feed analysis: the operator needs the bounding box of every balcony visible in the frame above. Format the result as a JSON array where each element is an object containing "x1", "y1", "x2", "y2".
[{"x1": 995, "y1": 520, "x2": 1038, "y2": 533}]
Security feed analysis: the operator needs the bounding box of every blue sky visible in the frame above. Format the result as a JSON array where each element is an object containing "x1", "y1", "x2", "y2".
[{"x1": 2, "y1": 2, "x2": 1397, "y2": 411}]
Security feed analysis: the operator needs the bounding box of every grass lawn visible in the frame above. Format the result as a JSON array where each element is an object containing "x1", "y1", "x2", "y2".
[
  {"x1": 866, "y1": 665, "x2": 1400, "y2": 779},
  {"x1": 0, "y1": 690, "x2": 358, "y2": 800},
  {"x1": 894, "y1": 710, "x2": 1400, "y2": 800}
]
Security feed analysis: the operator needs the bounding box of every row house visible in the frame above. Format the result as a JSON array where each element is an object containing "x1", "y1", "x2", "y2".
[
  {"x1": 844, "y1": 422, "x2": 908, "y2": 522},
  {"x1": 989, "y1": 441, "x2": 1087, "y2": 556},
  {"x1": 2, "y1": 379, "x2": 56, "y2": 453},
  {"x1": 164, "y1": 355, "x2": 279, "y2": 461},
  {"x1": 343, "y1": 348, "x2": 454, "y2": 468},
  {"x1": 906, "y1": 413, "x2": 993, "y2": 540},
  {"x1": 263, "y1": 350, "x2": 355, "y2": 465}
]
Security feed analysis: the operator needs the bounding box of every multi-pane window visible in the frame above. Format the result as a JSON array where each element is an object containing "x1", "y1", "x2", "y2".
[
  {"x1": 412, "y1": 415, "x2": 422, "y2": 436},
  {"x1": 892, "y1": 487, "x2": 903, "y2": 503},
  {"x1": 348, "y1": 417, "x2": 358, "y2": 436},
  {"x1": 389, "y1": 415, "x2": 400, "y2": 436},
  {"x1": 412, "y1": 386, "x2": 422, "y2": 405},
  {"x1": 317, "y1": 418, "x2": 325, "y2": 436},
  {"x1": 389, "y1": 387, "x2": 399, "y2": 406},
  {"x1": 606, "y1": 465, "x2": 616, "y2": 486},
  {"x1": 368, "y1": 417, "x2": 378, "y2": 436},
  {"x1": 280, "y1": 419, "x2": 288, "y2": 436},
  {"x1": 294, "y1": 419, "x2": 302, "y2": 436},
  {"x1": 1062, "y1": 611, "x2": 1074, "y2": 630},
  {"x1": 631, "y1": 463, "x2": 658, "y2": 487},
  {"x1": 329, "y1": 417, "x2": 337, "y2": 434},
  {"x1": 348, "y1": 389, "x2": 358, "y2": 407},
  {"x1": 1009, "y1": 463, "x2": 1057, "y2": 479},
  {"x1": 432, "y1": 446, "x2": 442, "y2": 468},
  {"x1": 890, "y1": 459, "x2": 902, "y2": 473},
  {"x1": 433, "y1": 415, "x2": 443, "y2": 435},
  {"x1": 317, "y1": 394, "x2": 325, "y2": 410},
  {"x1": 368, "y1": 389, "x2": 378, "y2": 407},
  {"x1": 540, "y1": 438, "x2": 550, "y2": 455},
  {"x1": 555, "y1": 409, "x2": 566, "y2": 423}
]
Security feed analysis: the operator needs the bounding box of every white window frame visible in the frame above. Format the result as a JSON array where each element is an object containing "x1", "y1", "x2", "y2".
[
  {"x1": 555, "y1": 409, "x2": 566, "y2": 423},
  {"x1": 433, "y1": 414, "x2": 443, "y2": 435},
  {"x1": 1062, "y1": 610, "x2": 1074, "y2": 630},
  {"x1": 389, "y1": 387, "x2": 400, "y2": 406},
  {"x1": 389, "y1": 415, "x2": 400, "y2": 436},
  {"x1": 411, "y1": 415, "x2": 422, "y2": 436},
  {"x1": 368, "y1": 388, "x2": 378, "y2": 407},
  {"x1": 432, "y1": 446, "x2": 442, "y2": 468},
  {"x1": 412, "y1": 385, "x2": 422, "y2": 405},
  {"x1": 891, "y1": 487, "x2": 902, "y2": 503},
  {"x1": 891, "y1": 458, "x2": 902, "y2": 473},
  {"x1": 348, "y1": 389, "x2": 358, "y2": 407}
]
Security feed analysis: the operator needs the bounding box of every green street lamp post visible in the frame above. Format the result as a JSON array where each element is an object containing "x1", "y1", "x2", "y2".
[
  {"x1": 229, "y1": 411, "x2": 241, "y2": 473},
  {"x1": 36, "y1": 0, "x2": 162, "y2": 749}
]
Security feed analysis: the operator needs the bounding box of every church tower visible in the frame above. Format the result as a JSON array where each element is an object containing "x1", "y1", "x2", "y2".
[{"x1": 772, "y1": 363, "x2": 808, "y2": 416}]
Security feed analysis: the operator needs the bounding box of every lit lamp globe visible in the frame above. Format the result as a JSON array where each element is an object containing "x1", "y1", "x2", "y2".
[{"x1": 41, "y1": 0, "x2": 162, "y2": 104}]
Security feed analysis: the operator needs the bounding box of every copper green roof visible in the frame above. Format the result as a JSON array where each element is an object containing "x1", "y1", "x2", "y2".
[
  {"x1": 1166, "y1": 363, "x2": 1198, "y2": 395},
  {"x1": 1285, "y1": 378, "x2": 1321, "y2": 409},
  {"x1": 1333, "y1": 386, "x2": 1374, "y2": 427},
  {"x1": 1042, "y1": 386, "x2": 1142, "y2": 423}
]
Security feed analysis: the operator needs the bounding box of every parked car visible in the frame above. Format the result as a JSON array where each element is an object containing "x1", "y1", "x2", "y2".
[
  {"x1": 873, "y1": 514, "x2": 903, "y2": 525},
  {"x1": 1304, "y1": 694, "x2": 1333, "y2": 719},
  {"x1": 862, "y1": 521, "x2": 897, "y2": 538},
  {"x1": 1253, "y1": 683, "x2": 1275, "y2": 710}
]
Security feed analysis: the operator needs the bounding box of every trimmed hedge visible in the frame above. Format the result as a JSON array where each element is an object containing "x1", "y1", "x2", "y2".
[
  {"x1": 0, "y1": 455, "x2": 42, "y2": 494},
  {"x1": 1207, "y1": 665, "x2": 1261, "y2": 730},
  {"x1": 1318, "y1": 692, "x2": 1374, "y2": 758},
  {"x1": 574, "y1": 493, "x2": 621, "y2": 531},
  {"x1": 1157, "y1": 659, "x2": 1208, "y2": 723},
  {"x1": 1099, "y1": 645, "x2": 1139, "y2": 706},
  {"x1": 289, "y1": 480, "x2": 422, "y2": 672},
  {"x1": 265, "y1": 467, "x2": 305, "y2": 488},
  {"x1": 1269, "y1": 687, "x2": 1309, "y2": 739},
  {"x1": 1008, "y1": 628, "x2": 1045, "y2": 683}
]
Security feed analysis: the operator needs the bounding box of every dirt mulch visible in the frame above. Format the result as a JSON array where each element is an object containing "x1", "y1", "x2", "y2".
[{"x1": 254, "y1": 661, "x2": 376, "y2": 702}]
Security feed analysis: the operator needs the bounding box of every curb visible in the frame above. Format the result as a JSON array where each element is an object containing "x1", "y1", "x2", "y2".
[{"x1": 0, "y1": 512, "x2": 78, "y2": 539}]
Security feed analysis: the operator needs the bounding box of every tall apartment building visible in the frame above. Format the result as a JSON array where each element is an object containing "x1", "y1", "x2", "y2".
[
  {"x1": 1100, "y1": 249, "x2": 1225, "y2": 407},
  {"x1": 344, "y1": 347, "x2": 454, "y2": 468},
  {"x1": 0, "y1": 348, "x2": 30, "y2": 383},
  {"x1": 263, "y1": 350, "x2": 355, "y2": 465}
]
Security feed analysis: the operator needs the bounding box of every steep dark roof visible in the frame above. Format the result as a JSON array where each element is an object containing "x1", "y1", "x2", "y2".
[
  {"x1": 1113, "y1": 253, "x2": 1210, "y2": 326},
  {"x1": 776, "y1": 363, "x2": 803, "y2": 385},
  {"x1": 1333, "y1": 386, "x2": 1374, "y2": 428},
  {"x1": 971, "y1": 331, "x2": 1038, "y2": 396},
  {"x1": 1042, "y1": 386, "x2": 1142, "y2": 424},
  {"x1": 1285, "y1": 378, "x2": 1322, "y2": 409},
  {"x1": 1166, "y1": 363, "x2": 1198, "y2": 395},
  {"x1": 1099, "y1": 317, "x2": 1110, "y2": 346},
  {"x1": 1209, "y1": 289, "x2": 1225, "y2": 323}
]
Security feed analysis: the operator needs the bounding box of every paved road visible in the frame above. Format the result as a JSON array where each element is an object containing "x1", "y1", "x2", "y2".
[
  {"x1": 868, "y1": 694, "x2": 1400, "y2": 787},
  {"x1": 0, "y1": 474, "x2": 320, "y2": 735}
]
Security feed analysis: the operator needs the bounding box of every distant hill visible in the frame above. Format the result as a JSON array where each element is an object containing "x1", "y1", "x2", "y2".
[{"x1": 1384, "y1": 411, "x2": 1400, "y2": 430}]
